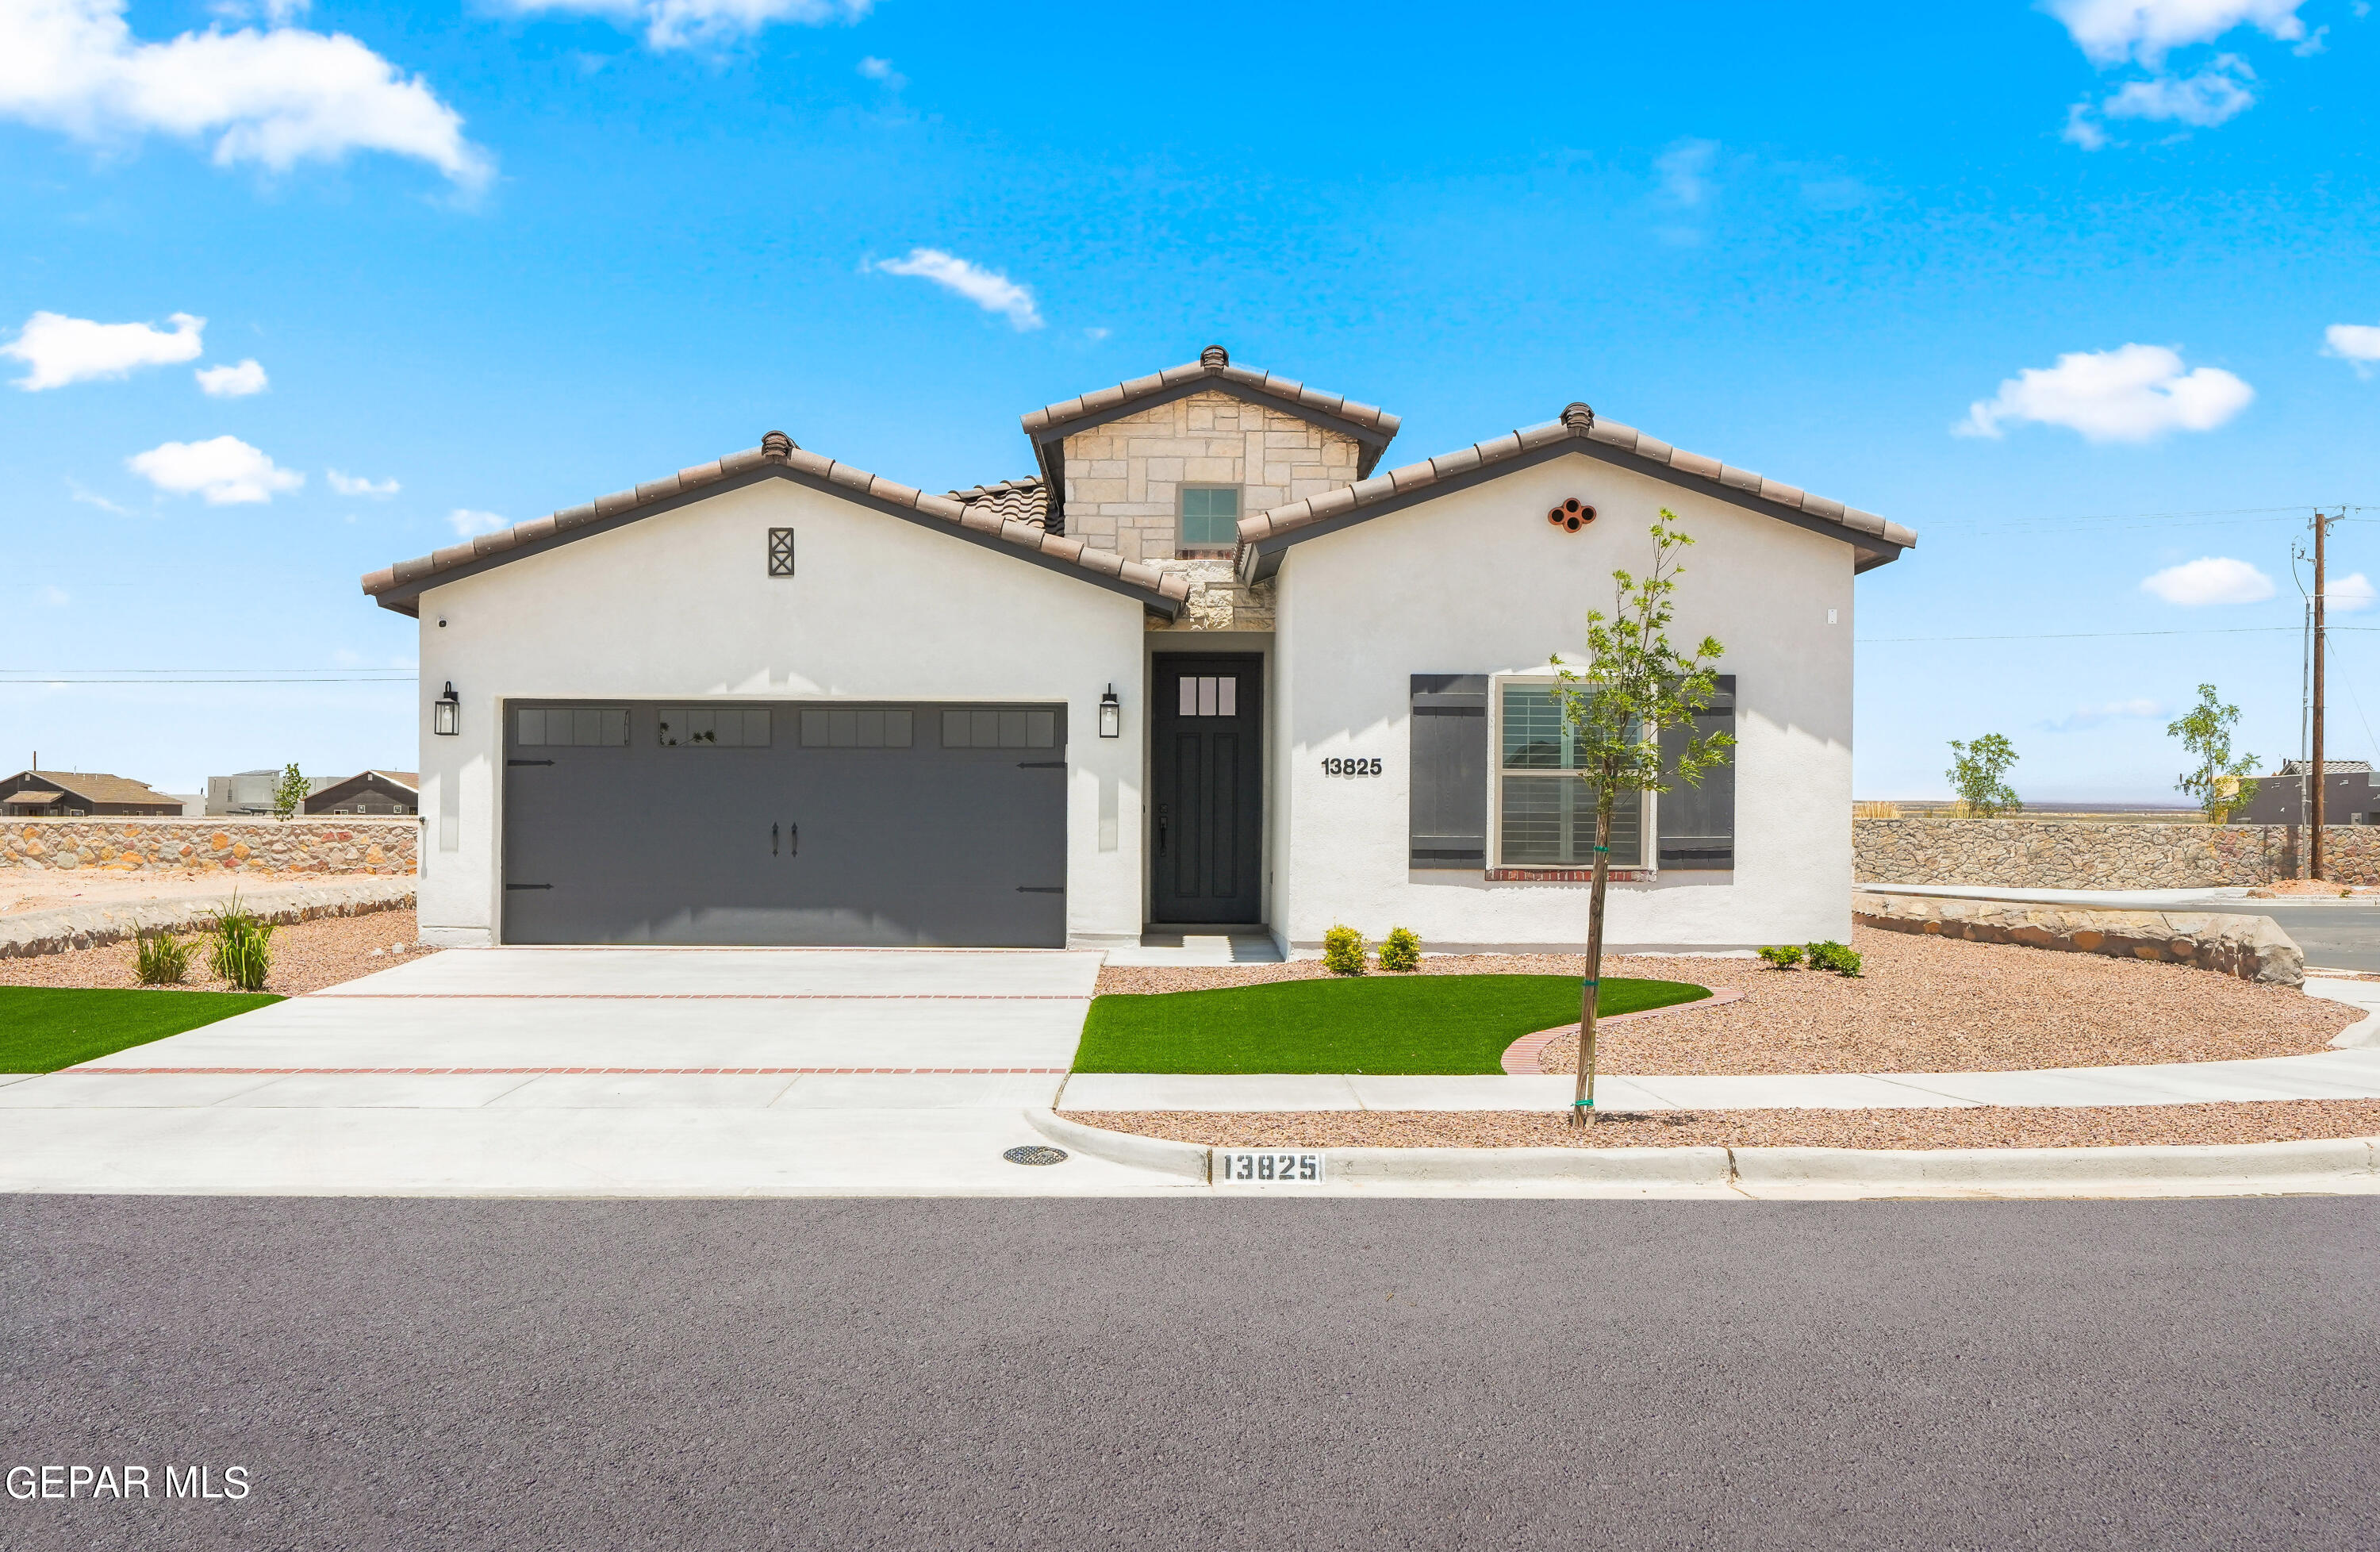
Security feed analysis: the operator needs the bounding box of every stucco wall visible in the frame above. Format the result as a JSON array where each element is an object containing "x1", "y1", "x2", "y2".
[
  {"x1": 411, "y1": 478, "x2": 1150, "y2": 947},
  {"x1": 1851, "y1": 817, "x2": 2378, "y2": 888},
  {"x1": 1061, "y1": 390, "x2": 1361, "y2": 563},
  {"x1": 1, "y1": 818, "x2": 416, "y2": 874},
  {"x1": 1270, "y1": 448, "x2": 1860, "y2": 952}
]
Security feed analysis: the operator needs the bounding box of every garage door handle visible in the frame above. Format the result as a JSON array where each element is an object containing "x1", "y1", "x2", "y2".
[
  {"x1": 772, "y1": 822, "x2": 778, "y2": 856},
  {"x1": 787, "y1": 823, "x2": 798, "y2": 858}
]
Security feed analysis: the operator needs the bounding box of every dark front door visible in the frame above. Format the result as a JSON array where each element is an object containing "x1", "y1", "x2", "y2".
[
  {"x1": 501, "y1": 701, "x2": 1068, "y2": 947},
  {"x1": 1150, "y1": 655, "x2": 1263, "y2": 924}
]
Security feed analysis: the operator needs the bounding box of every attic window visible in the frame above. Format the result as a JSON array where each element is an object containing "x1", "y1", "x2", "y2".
[{"x1": 1180, "y1": 487, "x2": 1238, "y2": 551}]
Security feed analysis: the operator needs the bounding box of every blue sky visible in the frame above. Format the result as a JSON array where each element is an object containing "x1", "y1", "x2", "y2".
[{"x1": 2, "y1": 0, "x2": 2376, "y2": 801}]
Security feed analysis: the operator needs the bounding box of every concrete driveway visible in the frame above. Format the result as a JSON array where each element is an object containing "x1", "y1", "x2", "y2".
[{"x1": 0, "y1": 948, "x2": 1184, "y2": 1197}]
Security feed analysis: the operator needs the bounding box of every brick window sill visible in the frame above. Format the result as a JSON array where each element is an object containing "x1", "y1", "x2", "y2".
[{"x1": 1486, "y1": 866, "x2": 1653, "y2": 883}]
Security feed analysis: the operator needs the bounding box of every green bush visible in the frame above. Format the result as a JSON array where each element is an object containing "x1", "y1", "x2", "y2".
[
  {"x1": 1805, "y1": 939, "x2": 1863, "y2": 978},
  {"x1": 132, "y1": 932, "x2": 191, "y2": 985},
  {"x1": 205, "y1": 899, "x2": 276, "y2": 993},
  {"x1": 1756, "y1": 944, "x2": 1805, "y2": 970},
  {"x1": 1377, "y1": 926, "x2": 1422, "y2": 973},
  {"x1": 1321, "y1": 924, "x2": 1368, "y2": 976}
]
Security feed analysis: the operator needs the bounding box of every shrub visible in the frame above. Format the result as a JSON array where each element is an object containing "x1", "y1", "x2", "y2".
[
  {"x1": 1321, "y1": 924, "x2": 1368, "y2": 976},
  {"x1": 206, "y1": 898, "x2": 276, "y2": 992},
  {"x1": 1377, "y1": 926, "x2": 1422, "y2": 972},
  {"x1": 133, "y1": 932, "x2": 192, "y2": 985},
  {"x1": 1756, "y1": 943, "x2": 1805, "y2": 970},
  {"x1": 1805, "y1": 939, "x2": 1862, "y2": 978}
]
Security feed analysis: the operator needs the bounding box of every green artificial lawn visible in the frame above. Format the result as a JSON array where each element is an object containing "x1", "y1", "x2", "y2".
[
  {"x1": 0, "y1": 987, "x2": 283, "y2": 1074},
  {"x1": 1072, "y1": 973, "x2": 1710, "y2": 1075}
]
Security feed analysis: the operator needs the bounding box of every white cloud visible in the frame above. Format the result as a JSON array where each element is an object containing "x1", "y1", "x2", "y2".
[
  {"x1": 328, "y1": 468, "x2": 399, "y2": 497},
  {"x1": 2044, "y1": 0, "x2": 2307, "y2": 67},
  {"x1": 869, "y1": 248, "x2": 1043, "y2": 330},
  {"x1": 856, "y1": 54, "x2": 903, "y2": 88},
  {"x1": 2066, "y1": 55, "x2": 2258, "y2": 146},
  {"x1": 2329, "y1": 572, "x2": 2376, "y2": 613},
  {"x1": 3, "y1": 309, "x2": 203, "y2": 389},
  {"x1": 126, "y1": 435, "x2": 303, "y2": 504},
  {"x1": 1957, "y1": 344, "x2": 2252, "y2": 442},
  {"x1": 2140, "y1": 555, "x2": 2276, "y2": 605},
  {"x1": 40, "y1": 584, "x2": 71, "y2": 608},
  {"x1": 0, "y1": 0, "x2": 490, "y2": 186},
  {"x1": 2044, "y1": 697, "x2": 2163, "y2": 732},
  {"x1": 2323, "y1": 323, "x2": 2380, "y2": 377},
  {"x1": 194, "y1": 357, "x2": 267, "y2": 396},
  {"x1": 499, "y1": 0, "x2": 873, "y2": 51},
  {"x1": 448, "y1": 507, "x2": 508, "y2": 536},
  {"x1": 1654, "y1": 137, "x2": 1718, "y2": 206},
  {"x1": 67, "y1": 477, "x2": 135, "y2": 514},
  {"x1": 1083, "y1": 326, "x2": 1111, "y2": 342}
]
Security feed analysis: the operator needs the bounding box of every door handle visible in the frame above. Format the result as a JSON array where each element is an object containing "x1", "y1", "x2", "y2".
[
  {"x1": 788, "y1": 823, "x2": 798, "y2": 858},
  {"x1": 1157, "y1": 805, "x2": 1169, "y2": 855},
  {"x1": 772, "y1": 822, "x2": 779, "y2": 856}
]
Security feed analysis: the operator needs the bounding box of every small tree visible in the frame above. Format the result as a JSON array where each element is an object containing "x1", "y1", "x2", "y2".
[
  {"x1": 1945, "y1": 735, "x2": 2021, "y2": 816},
  {"x1": 271, "y1": 763, "x2": 309, "y2": 823},
  {"x1": 1553, "y1": 512, "x2": 1731, "y2": 1127},
  {"x1": 2167, "y1": 683, "x2": 2259, "y2": 822}
]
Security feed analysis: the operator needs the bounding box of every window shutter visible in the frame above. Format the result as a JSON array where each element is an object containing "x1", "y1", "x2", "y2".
[
  {"x1": 1657, "y1": 674, "x2": 1735, "y2": 870},
  {"x1": 1410, "y1": 674, "x2": 1488, "y2": 869}
]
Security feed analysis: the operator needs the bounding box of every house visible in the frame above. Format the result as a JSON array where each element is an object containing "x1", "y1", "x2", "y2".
[
  {"x1": 2232, "y1": 759, "x2": 2380, "y2": 826},
  {"x1": 363, "y1": 346, "x2": 1914, "y2": 952},
  {"x1": 0, "y1": 770, "x2": 184, "y2": 817},
  {"x1": 304, "y1": 770, "x2": 420, "y2": 816},
  {"x1": 205, "y1": 770, "x2": 339, "y2": 816}
]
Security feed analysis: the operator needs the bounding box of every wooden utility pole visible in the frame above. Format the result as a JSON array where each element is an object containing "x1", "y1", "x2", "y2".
[{"x1": 2311, "y1": 510, "x2": 2332, "y2": 879}]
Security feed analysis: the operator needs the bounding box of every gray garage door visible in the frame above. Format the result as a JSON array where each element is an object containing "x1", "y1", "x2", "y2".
[{"x1": 501, "y1": 701, "x2": 1067, "y2": 947}]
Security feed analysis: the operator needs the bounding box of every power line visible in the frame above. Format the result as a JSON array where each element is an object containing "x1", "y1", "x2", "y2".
[
  {"x1": 1854, "y1": 625, "x2": 2380, "y2": 644},
  {"x1": 0, "y1": 676, "x2": 416, "y2": 685}
]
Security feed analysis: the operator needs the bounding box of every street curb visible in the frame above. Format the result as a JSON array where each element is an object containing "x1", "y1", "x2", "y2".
[
  {"x1": 1040, "y1": 1113, "x2": 2380, "y2": 1197},
  {"x1": 1730, "y1": 1137, "x2": 2380, "y2": 1193},
  {"x1": 1026, "y1": 1108, "x2": 1210, "y2": 1181}
]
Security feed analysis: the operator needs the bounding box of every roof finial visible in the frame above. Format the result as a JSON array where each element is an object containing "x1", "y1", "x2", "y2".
[
  {"x1": 1560, "y1": 401, "x2": 1595, "y2": 432},
  {"x1": 1200, "y1": 344, "x2": 1229, "y2": 370},
  {"x1": 761, "y1": 429, "x2": 796, "y2": 459}
]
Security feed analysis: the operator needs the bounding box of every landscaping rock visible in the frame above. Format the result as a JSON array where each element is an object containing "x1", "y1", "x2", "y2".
[
  {"x1": 1852, "y1": 892, "x2": 2303, "y2": 986},
  {"x1": 0, "y1": 877, "x2": 416, "y2": 958}
]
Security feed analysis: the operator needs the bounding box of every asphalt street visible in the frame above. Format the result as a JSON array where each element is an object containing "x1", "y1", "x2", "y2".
[
  {"x1": 5, "y1": 1197, "x2": 2377, "y2": 1551},
  {"x1": 2166, "y1": 897, "x2": 2380, "y2": 971}
]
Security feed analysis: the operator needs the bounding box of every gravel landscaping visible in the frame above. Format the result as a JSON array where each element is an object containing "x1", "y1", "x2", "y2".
[
  {"x1": 0, "y1": 909, "x2": 436, "y2": 996},
  {"x1": 1100, "y1": 928, "x2": 2359, "y2": 1073},
  {"x1": 1064, "y1": 1099, "x2": 2380, "y2": 1151}
]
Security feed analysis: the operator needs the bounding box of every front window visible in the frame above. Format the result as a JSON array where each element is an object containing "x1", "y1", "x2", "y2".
[
  {"x1": 1179, "y1": 486, "x2": 1240, "y2": 552},
  {"x1": 1497, "y1": 684, "x2": 1643, "y2": 866}
]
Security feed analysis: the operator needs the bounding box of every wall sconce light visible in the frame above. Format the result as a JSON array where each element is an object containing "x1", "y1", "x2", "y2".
[
  {"x1": 433, "y1": 682, "x2": 460, "y2": 737},
  {"x1": 1098, "y1": 685, "x2": 1121, "y2": 738}
]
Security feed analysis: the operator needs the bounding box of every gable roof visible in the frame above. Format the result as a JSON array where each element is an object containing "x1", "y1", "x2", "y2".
[
  {"x1": 362, "y1": 434, "x2": 1189, "y2": 618},
  {"x1": 1235, "y1": 401, "x2": 1917, "y2": 582},
  {"x1": 1022, "y1": 345, "x2": 1400, "y2": 533},
  {"x1": 949, "y1": 477, "x2": 1050, "y2": 530},
  {"x1": 6, "y1": 770, "x2": 178, "y2": 806}
]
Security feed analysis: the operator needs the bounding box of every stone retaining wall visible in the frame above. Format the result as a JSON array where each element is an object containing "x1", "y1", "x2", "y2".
[
  {"x1": 0, "y1": 877, "x2": 416, "y2": 958},
  {"x1": 1852, "y1": 891, "x2": 2303, "y2": 985},
  {"x1": 1854, "y1": 817, "x2": 2380, "y2": 889},
  {"x1": 1, "y1": 818, "x2": 417, "y2": 876}
]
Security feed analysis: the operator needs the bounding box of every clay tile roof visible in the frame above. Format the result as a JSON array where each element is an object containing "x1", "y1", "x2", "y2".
[
  {"x1": 362, "y1": 437, "x2": 1180, "y2": 617},
  {"x1": 1235, "y1": 401, "x2": 1916, "y2": 581},
  {"x1": 1019, "y1": 344, "x2": 1401, "y2": 440},
  {"x1": 946, "y1": 477, "x2": 1050, "y2": 530}
]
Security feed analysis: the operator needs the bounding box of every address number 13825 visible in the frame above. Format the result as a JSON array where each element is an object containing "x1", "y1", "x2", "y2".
[{"x1": 1322, "y1": 757, "x2": 1383, "y2": 777}]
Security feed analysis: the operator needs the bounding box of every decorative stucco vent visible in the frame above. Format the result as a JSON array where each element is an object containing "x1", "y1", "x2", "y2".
[{"x1": 1546, "y1": 497, "x2": 1597, "y2": 533}]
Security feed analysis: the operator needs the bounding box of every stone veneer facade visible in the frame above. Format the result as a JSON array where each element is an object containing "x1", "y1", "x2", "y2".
[
  {"x1": 2, "y1": 818, "x2": 418, "y2": 875},
  {"x1": 1852, "y1": 816, "x2": 2380, "y2": 889},
  {"x1": 1060, "y1": 390, "x2": 1361, "y2": 565}
]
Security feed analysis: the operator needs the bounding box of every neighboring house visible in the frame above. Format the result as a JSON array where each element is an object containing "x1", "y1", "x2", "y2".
[
  {"x1": 205, "y1": 770, "x2": 339, "y2": 816},
  {"x1": 363, "y1": 345, "x2": 1915, "y2": 952},
  {"x1": 2232, "y1": 760, "x2": 2380, "y2": 826},
  {"x1": 304, "y1": 770, "x2": 420, "y2": 816},
  {"x1": 0, "y1": 770, "x2": 183, "y2": 817}
]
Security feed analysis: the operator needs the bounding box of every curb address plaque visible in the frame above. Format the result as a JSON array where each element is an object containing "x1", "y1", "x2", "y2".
[{"x1": 1216, "y1": 1150, "x2": 1326, "y2": 1184}]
